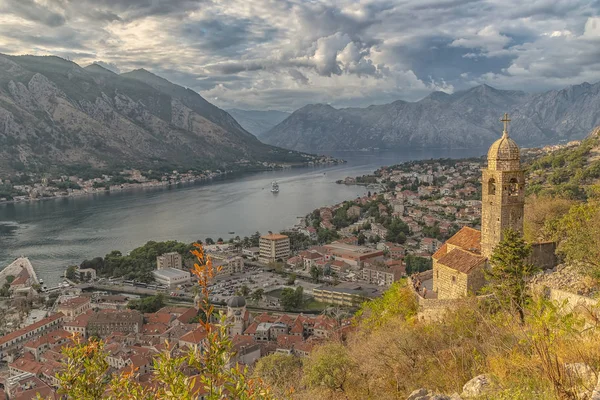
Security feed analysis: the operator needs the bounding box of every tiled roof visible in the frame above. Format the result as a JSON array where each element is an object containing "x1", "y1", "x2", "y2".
[
  {"x1": 276, "y1": 335, "x2": 303, "y2": 348},
  {"x1": 58, "y1": 296, "x2": 90, "y2": 309},
  {"x1": 432, "y1": 243, "x2": 448, "y2": 260},
  {"x1": 445, "y1": 226, "x2": 481, "y2": 254},
  {"x1": 0, "y1": 313, "x2": 63, "y2": 346},
  {"x1": 179, "y1": 326, "x2": 207, "y2": 345},
  {"x1": 437, "y1": 248, "x2": 486, "y2": 274},
  {"x1": 244, "y1": 322, "x2": 258, "y2": 335},
  {"x1": 176, "y1": 308, "x2": 198, "y2": 324}
]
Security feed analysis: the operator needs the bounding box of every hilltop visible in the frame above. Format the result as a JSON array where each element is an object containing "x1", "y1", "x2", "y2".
[
  {"x1": 0, "y1": 55, "x2": 310, "y2": 176},
  {"x1": 263, "y1": 83, "x2": 600, "y2": 152}
]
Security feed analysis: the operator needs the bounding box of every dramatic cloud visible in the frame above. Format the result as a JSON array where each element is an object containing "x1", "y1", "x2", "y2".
[{"x1": 0, "y1": 0, "x2": 599, "y2": 110}]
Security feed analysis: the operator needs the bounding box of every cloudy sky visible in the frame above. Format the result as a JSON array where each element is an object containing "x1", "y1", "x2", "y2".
[{"x1": 0, "y1": 0, "x2": 599, "y2": 111}]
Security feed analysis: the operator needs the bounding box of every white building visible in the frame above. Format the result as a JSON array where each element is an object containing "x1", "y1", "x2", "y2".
[
  {"x1": 259, "y1": 234, "x2": 290, "y2": 264},
  {"x1": 156, "y1": 252, "x2": 183, "y2": 270},
  {"x1": 152, "y1": 268, "x2": 190, "y2": 287}
]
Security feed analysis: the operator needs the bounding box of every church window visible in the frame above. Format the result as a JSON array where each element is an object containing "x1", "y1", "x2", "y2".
[
  {"x1": 508, "y1": 178, "x2": 519, "y2": 196},
  {"x1": 488, "y1": 178, "x2": 496, "y2": 195}
]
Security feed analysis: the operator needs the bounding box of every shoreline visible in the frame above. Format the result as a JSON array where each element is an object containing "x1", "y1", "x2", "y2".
[{"x1": 0, "y1": 161, "x2": 343, "y2": 207}]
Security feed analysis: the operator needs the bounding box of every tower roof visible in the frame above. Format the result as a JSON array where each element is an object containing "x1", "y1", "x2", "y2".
[
  {"x1": 227, "y1": 296, "x2": 246, "y2": 308},
  {"x1": 487, "y1": 113, "x2": 520, "y2": 170}
]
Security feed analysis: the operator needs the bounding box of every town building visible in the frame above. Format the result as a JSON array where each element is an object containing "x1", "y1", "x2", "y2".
[
  {"x1": 57, "y1": 296, "x2": 91, "y2": 322},
  {"x1": 152, "y1": 268, "x2": 191, "y2": 287},
  {"x1": 0, "y1": 313, "x2": 64, "y2": 362},
  {"x1": 87, "y1": 310, "x2": 143, "y2": 337},
  {"x1": 322, "y1": 243, "x2": 384, "y2": 267},
  {"x1": 156, "y1": 252, "x2": 183, "y2": 270},
  {"x1": 259, "y1": 234, "x2": 290, "y2": 264},
  {"x1": 211, "y1": 255, "x2": 244, "y2": 275},
  {"x1": 76, "y1": 267, "x2": 97, "y2": 281},
  {"x1": 313, "y1": 283, "x2": 384, "y2": 306},
  {"x1": 362, "y1": 263, "x2": 404, "y2": 286},
  {"x1": 242, "y1": 247, "x2": 260, "y2": 258}
]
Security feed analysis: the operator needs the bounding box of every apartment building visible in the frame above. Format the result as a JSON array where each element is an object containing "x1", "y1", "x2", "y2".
[{"x1": 259, "y1": 234, "x2": 290, "y2": 264}]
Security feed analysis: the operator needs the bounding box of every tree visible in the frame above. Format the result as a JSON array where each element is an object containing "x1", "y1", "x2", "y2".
[
  {"x1": 551, "y1": 198, "x2": 600, "y2": 277},
  {"x1": 254, "y1": 353, "x2": 302, "y2": 396},
  {"x1": 280, "y1": 286, "x2": 303, "y2": 311},
  {"x1": 484, "y1": 228, "x2": 538, "y2": 323},
  {"x1": 205, "y1": 237, "x2": 215, "y2": 245},
  {"x1": 128, "y1": 294, "x2": 165, "y2": 313},
  {"x1": 357, "y1": 233, "x2": 366, "y2": 246},
  {"x1": 310, "y1": 265, "x2": 323, "y2": 282},
  {"x1": 65, "y1": 265, "x2": 77, "y2": 281},
  {"x1": 240, "y1": 284, "x2": 250, "y2": 297},
  {"x1": 251, "y1": 289, "x2": 264, "y2": 302},
  {"x1": 286, "y1": 273, "x2": 296, "y2": 285},
  {"x1": 302, "y1": 343, "x2": 356, "y2": 395},
  {"x1": 5, "y1": 275, "x2": 14, "y2": 284},
  {"x1": 217, "y1": 237, "x2": 224, "y2": 243}
]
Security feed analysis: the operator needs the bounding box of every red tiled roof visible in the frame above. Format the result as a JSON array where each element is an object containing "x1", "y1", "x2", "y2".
[
  {"x1": 179, "y1": 326, "x2": 207, "y2": 345},
  {"x1": 144, "y1": 313, "x2": 173, "y2": 325},
  {"x1": 276, "y1": 335, "x2": 303, "y2": 348},
  {"x1": 437, "y1": 248, "x2": 486, "y2": 274},
  {"x1": 445, "y1": 226, "x2": 481, "y2": 254},
  {"x1": 58, "y1": 296, "x2": 90, "y2": 309},
  {"x1": 432, "y1": 243, "x2": 448, "y2": 260},
  {"x1": 176, "y1": 308, "x2": 198, "y2": 324},
  {"x1": 244, "y1": 322, "x2": 258, "y2": 335},
  {"x1": 142, "y1": 323, "x2": 169, "y2": 335},
  {"x1": 0, "y1": 313, "x2": 63, "y2": 347},
  {"x1": 64, "y1": 309, "x2": 93, "y2": 328},
  {"x1": 10, "y1": 357, "x2": 45, "y2": 375}
]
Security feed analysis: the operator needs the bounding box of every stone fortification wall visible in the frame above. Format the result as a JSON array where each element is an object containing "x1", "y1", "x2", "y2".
[{"x1": 0, "y1": 257, "x2": 39, "y2": 285}]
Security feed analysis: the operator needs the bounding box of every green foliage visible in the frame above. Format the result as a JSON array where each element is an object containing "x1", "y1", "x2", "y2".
[
  {"x1": 385, "y1": 218, "x2": 410, "y2": 243},
  {"x1": 302, "y1": 343, "x2": 356, "y2": 395},
  {"x1": 280, "y1": 286, "x2": 303, "y2": 311},
  {"x1": 484, "y1": 229, "x2": 537, "y2": 323},
  {"x1": 253, "y1": 353, "x2": 302, "y2": 396},
  {"x1": 280, "y1": 230, "x2": 313, "y2": 251},
  {"x1": 550, "y1": 197, "x2": 600, "y2": 277},
  {"x1": 128, "y1": 294, "x2": 166, "y2": 313},
  {"x1": 404, "y1": 255, "x2": 432, "y2": 275},
  {"x1": 309, "y1": 265, "x2": 323, "y2": 282},
  {"x1": 5, "y1": 275, "x2": 15, "y2": 284},
  {"x1": 65, "y1": 265, "x2": 77, "y2": 281},
  {"x1": 286, "y1": 273, "x2": 296, "y2": 285},
  {"x1": 356, "y1": 281, "x2": 418, "y2": 330},
  {"x1": 251, "y1": 288, "x2": 264, "y2": 302},
  {"x1": 83, "y1": 241, "x2": 195, "y2": 283},
  {"x1": 316, "y1": 228, "x2": 339, "y2": 244}
]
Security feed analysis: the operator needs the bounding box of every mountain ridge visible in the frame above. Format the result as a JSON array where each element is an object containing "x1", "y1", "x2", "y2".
[
  {"x1": 0, "y1": 54, "x2": 308, "y2": 176},
  {"x1": 263, "y1": 82, "x2": 600, "y2": 152}
]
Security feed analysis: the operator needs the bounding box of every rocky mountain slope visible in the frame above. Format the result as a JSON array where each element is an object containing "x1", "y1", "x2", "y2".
[
  {"x1": 227, "y1": 109, "x2": 290, "y2": 137},
  {"x1": 0, "y1": 55, "x2": 306, "y2": 175},
  {"x1": 263, "y1": 83, "x2": 600, "y2": 152}
]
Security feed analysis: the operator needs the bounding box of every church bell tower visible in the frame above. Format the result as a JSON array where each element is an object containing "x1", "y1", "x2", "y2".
[{"x1": 481, "y1": 113, "x2": 525, "y2": 259}]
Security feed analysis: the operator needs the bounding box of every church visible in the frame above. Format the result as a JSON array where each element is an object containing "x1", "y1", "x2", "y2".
[{"x1": 432, "y1": 114, "x2": 555, "y2": 300}]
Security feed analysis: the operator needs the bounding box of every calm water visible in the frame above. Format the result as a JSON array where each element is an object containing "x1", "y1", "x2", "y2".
[{"x1": 0, "y1": 149, "x2": 484, "y2": 285}]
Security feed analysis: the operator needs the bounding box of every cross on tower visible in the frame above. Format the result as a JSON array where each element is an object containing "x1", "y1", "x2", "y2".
[{"x1": 501, "y1": 113, "x2": 511, "y2": 135}]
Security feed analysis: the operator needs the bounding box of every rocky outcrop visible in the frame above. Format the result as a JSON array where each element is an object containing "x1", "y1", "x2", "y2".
[
  {"x1": 406, "y1": 388, "x2": 462, "y2": 400},
  {"x1": 264, "y1": 82, "x2": 600, "y2": 152},
  {"x1": 461, "y1": 375, "x2": 491, "y2": 398}
]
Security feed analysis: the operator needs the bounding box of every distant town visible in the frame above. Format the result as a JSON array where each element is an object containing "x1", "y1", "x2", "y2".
[{"x1": 0, "y1": 153, "x2": 341, "y2": 204}]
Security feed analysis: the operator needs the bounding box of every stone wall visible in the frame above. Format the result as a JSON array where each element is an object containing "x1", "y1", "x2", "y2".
[
  {"x1": 433, "y1": 262, "x2": 469, "y2": 299},
  {"x1": 0, "y1": 257, "x2": 39, "y2": 286},
  {"x1": 528, "y1": 242, "x2": 557, "y2": 270}
]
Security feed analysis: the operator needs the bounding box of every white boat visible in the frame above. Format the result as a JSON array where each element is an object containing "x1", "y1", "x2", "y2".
[
  {"x1": 39, "y1": 278, "x2": 44, "y2": 284},
  {"x1": 271, "y1": 181, "x2": 279, "y2": 193}
]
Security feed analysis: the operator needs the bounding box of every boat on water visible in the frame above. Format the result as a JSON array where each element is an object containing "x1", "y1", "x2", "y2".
[
  {"x1": 39, "y1": 278, "x2": 44, "y2": 285},
  {"x1": 271, "y1": 181, "x2": 279, "y2": 193},
  {"x1": 228, "y1": 231, "x2": 235, "y2": 235}
]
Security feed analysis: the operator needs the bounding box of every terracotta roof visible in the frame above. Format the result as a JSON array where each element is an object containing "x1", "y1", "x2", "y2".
[
  {"x1": 10, "y1": 357, "x2": 45, "y2": 375},
  {"x1": 157, "y1": 306, "x2": 191, "y2": 316},
  {"x1": 232, "y1": 334, "x2": 256, "y2": 348},
  {"x1": 179, "y1": 326, "x2": 207, "y2": 345},
  {"x1": 253, "y1": 313, "x2": 276, "y2": 324},
  {"x1": 276, "y1": 335, "x2": 303, "y2": 348},
  {"x1": 176, "y1": 308, "x2": 198, "y2": 324},
  {"x1": 10, "y1": 268, "x2": 30, "y2": 286},
  {"x1": 432, "y1": 243, "x2": 448, "y2": 260},
  {"x1": 24, "y1": 329, "x2": 71, "y2": 349},
  {"x1": 58, "y1": 296, "x2": 90, "y2": 309},
  {"x1": 142, "y1": 323, "x2": 169, "y2": 335},
  {"x1": 437, "y1": 248, "x2": 486, "y2": 274},
  {"x1": 64, "y1": 309, "x2": 93, "y2": 328},
  {"x1": 0, "y1": 313, "x2": 63, "y2": 347},
  {"x1": 244, "y1": 322, "x2": 258, "y2": 335},
  {"x1": 445, "y1": 226, "x2": 481, "y2": 254},
  {"x1": 144, "y1": 313, "x2": 173, "y2": 325},
  {"x1": 290, "y1": 321, "x2": 304, "y2": 334}
]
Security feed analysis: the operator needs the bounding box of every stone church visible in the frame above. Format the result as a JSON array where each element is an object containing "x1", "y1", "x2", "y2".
[{"x1": 432, "y1": 114, "x2": 556, "y2": 300}]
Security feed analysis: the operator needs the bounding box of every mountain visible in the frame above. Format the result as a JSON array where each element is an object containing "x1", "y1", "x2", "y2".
[
  {"x1": 263, "y1": 82, "x2": 600, "y2": 152},
  {"x1": 226, "y1": 109, "x2": 290, "y2": 137},
  {"x1": 0, "y1": 54, "x2": 307, "y2": 176}
]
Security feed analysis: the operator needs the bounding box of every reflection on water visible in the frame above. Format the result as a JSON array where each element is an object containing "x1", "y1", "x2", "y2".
[{"x1": 0, "y1": 148, "x2": 485, "y2": 285}]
